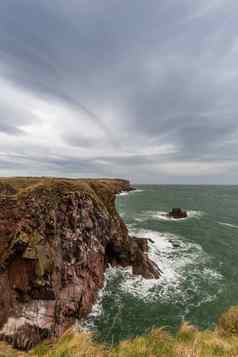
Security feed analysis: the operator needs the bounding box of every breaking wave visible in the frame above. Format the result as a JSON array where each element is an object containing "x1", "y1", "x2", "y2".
[
  {"x1": 119, "y1": 229, "x2": 222, "y2": 304},
  {"x1": 118, "y1": 192, "x2": 129, "y2": 196},
  {"x1": 84, "y1": 229, "x2": 223, "y2": 331},
  {"x1": 80, "y1": 282, "x2": 107, "y2": 330},
  {"x1": 117, "y1": 189, "x2": 144, "y2": 197}
]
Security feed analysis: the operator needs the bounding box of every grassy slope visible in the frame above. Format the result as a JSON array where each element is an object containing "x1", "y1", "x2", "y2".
[
  {"x1": 0, "y1": 176, "x2": 131, "y2": 221},
  {"x1": 0, "y1": 177, "x2": 130, "y2": 193},
  {"x1": 1, "y1": 307, "x2": 238, "y2": 357}
]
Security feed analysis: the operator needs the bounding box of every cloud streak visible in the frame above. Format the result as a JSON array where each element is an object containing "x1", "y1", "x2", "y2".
[{"x1": 0, "y1": 0, "x2": 238, "y2": 183}]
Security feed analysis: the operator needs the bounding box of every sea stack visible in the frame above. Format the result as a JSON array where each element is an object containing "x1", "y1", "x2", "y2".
[{"x1": 168, "y1": 208, "x2": 188, "y2": 219}]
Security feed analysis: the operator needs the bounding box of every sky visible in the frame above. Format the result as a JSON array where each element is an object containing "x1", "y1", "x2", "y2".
[{"x1": 0, "y1": 0, "x2": 238, "y2": 184}]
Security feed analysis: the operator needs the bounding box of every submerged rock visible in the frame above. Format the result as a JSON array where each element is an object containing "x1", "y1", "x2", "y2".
[
  {"x1": 168, "y1": 208, "x2": 187, "y2": 219},
  {"x1": 0, "y1": 177, "x2": 160, "y2": 350}
]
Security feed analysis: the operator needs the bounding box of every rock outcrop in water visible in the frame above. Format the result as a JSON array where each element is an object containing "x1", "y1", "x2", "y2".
[
  {"x1": 0, "y1": 177, "x2": 160, "y2": 350},
  {"x1": 168, "y1": 208, "x2": 187, "y2": 219}
]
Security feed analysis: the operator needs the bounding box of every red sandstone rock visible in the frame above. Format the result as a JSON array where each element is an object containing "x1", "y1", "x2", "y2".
[{"x1": 0, "y1": 178, "x2": 160, "y2": 350}]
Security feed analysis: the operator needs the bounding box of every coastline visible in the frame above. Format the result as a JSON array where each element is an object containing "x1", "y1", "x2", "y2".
[{"x1": 0, "y1": 177, "x2": 159, "y2": 350}]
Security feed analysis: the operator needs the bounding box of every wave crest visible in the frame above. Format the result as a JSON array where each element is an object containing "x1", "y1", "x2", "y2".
[{"x1": 218, "y1": 222, "x2": 238, "y2": 229}]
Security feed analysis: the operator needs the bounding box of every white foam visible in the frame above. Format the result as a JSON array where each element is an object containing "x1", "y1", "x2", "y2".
[
  {"x1": 83, "y1": 229, "x2": 223, "y2": 329},
  {"x1": 218, "y1": 222, "x2": 238, "y2": 229},
  {"x1": 80, "y1": 277, "x2": 108, "y2": 331},
  {"x1": 117, "y1": 189, "x2": 144, "y2": 197},
  {"x1": 119, "y1": 228, "x2": 222, "y2": 304},
  {"x1": 118, "y1": 192, "x2": 129, "y2": 196}
]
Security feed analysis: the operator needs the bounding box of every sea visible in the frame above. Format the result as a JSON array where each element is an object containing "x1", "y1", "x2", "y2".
[{"x1": 83, "y1": 185, "x2": 238, "y2": 345}]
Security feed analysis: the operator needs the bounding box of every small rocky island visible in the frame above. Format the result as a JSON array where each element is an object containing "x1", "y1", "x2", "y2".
[
  {"x1": 168, "y1": 208, "x2": 188, "y2": 219},
  {"x1": 0, "y1": 177, "x2": 160, "y2": 350}
]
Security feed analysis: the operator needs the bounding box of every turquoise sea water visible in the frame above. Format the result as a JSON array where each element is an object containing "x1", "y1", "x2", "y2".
[{"x1": 85, "y1": 185, "x2": 238, "y2": 345}]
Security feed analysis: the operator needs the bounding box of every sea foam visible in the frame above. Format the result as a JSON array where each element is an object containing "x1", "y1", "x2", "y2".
[
  {"x1": 118, "y1": 228, "x2": 222, "y2": 304},
  {"x1": 84, "y1": 228, "x2": 223, "y2": 331},
  {"x1": 117, "y1": 189, "x2": 144, "y2": 197}
]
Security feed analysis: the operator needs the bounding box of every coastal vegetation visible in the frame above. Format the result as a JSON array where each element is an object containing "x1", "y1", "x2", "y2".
[{"x1": 1, "y1": 306, "x2": 238, "y2": 356}]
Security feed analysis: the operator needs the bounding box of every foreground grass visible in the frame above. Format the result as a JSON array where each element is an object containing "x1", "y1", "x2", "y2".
[{"x1": 3, "y1": 307, "x2": 238, "y2": 357}]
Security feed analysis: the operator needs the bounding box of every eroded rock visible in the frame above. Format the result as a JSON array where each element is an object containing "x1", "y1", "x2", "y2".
[{"x1": 0, "y1": 178, "x2": 160, "y2": 350}]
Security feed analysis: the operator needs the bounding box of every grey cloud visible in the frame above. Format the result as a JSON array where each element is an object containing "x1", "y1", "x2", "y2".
[
  {"x1": 0, "y1": 121, "x2": 23, "y2": 136},
  {"x1": 0, "y1": 104, "x2": 31, "y2": 135},
  {"x1": 0, "y1": 0, "x2": 238, "y2": 182}
]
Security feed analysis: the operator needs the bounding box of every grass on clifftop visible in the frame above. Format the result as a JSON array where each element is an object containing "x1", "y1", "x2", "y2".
[{"x1": 2, "y1": 307, "x2": 238, "y2": 357}]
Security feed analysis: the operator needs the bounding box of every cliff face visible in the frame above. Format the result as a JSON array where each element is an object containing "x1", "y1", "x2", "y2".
[{"x1": 0, "y1": 178, "x2": 160, "y2": 350}]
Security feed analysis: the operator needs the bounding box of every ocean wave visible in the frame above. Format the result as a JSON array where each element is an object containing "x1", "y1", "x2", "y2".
[
  {"x1": 119, "y1": 228, "x2": 223, "y2": 305},
  {"x1": 83, "y1": 229, "x2": 223, "y2": 329},
  {"x1": 218, "y1": 222, "x2": 238, "y2": 229}
]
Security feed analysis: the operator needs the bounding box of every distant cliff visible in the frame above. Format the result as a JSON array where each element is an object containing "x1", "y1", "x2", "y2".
[{"x1": 0, "y1": 177, "x2": 160, "y2": 350}]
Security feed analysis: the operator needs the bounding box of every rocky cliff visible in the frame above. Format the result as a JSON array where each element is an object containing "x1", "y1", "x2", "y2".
[{"x1": 0, "y1": 177, "x2": 160, "y2": 350}]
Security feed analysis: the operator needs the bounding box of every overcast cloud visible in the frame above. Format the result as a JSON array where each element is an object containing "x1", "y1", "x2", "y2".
[{"x1": 0, "y1": 0, "x2": 238, "y2": 183}]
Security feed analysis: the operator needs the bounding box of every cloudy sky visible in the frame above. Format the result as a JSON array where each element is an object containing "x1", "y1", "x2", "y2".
[{"x1": 0, "y1": 0, "x2": 238, "y2": 184}]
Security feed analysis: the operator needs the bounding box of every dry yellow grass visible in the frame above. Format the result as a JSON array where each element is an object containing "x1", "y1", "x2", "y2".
[
  {"x1": 32, "y1": 331, "x2": 107, "y2": 357},
  {"x1": 2, "y1": 325, "x2": 238, "y2": 356},
  {"x1": 2, "y1": 308, "x2": 238, "y2": 356}
]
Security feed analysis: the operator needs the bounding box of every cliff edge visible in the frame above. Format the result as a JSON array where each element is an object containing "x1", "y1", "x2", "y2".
[{"x1": 0, "y1": 177, "x2": 160, "y2": 350}]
